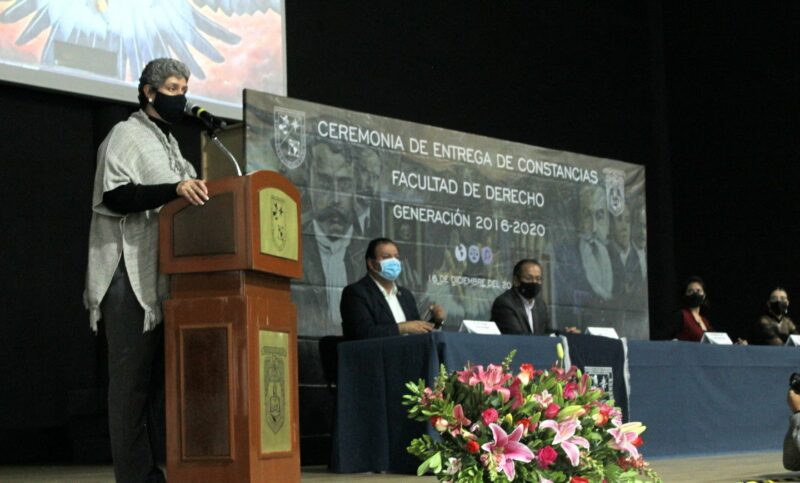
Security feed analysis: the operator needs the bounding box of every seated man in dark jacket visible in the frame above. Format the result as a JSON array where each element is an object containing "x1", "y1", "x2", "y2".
[
  {"x1": 491, "y1": 259, "x2": 579, "y2": 335},
  {"x1": 341, "y1": 237, "x2": 445, "y2": 340}
]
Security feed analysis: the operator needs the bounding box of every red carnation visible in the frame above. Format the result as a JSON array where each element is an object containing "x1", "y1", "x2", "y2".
[
  {"x1": 481, "y1": 408, "x2": 499, "y2": 426},
  {"x1": 536, "y1": 445, "x2": 558, "y2": 469},
  {"x1": 544, "y1": 402, "x2": 561, "y2": 419},
  {"x1": 465, "y1": 440, "x2": 480, "y2": 454},
  {"x1": 570, "y1": 477, "x2": 589, "y2": 483}
]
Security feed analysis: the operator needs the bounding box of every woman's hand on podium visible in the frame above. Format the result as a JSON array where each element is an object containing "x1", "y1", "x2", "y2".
[{"x1": 177, "y1": 179, "x2": 209, "y2": 206}]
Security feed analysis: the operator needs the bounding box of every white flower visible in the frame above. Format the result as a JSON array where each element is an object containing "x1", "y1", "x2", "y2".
[
  {"x1": 445, "y1": 457, "x2": 462, "y2": 475},
  {"x1": 533, "y1": 389, "x2": 554, "y2": 408}
]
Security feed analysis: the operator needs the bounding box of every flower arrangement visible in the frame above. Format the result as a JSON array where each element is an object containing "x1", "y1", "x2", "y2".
[{"x1": 403, "y1": 347, "x2": 660, "y2": 482}]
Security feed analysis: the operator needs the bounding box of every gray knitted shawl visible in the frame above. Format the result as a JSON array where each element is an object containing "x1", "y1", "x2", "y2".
[{"x1": 84, "y1": 110, "x2": 196, "y2": 332}]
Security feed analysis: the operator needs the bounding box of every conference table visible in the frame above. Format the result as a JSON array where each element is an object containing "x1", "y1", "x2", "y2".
[{"x1": 331, "y1": 332, "x2": 800, "y2": 474}]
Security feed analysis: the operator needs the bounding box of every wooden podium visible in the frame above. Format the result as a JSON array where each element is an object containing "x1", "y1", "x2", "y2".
[{"x1": 159, "y1": 170, "x2": 302, "y2": 483}]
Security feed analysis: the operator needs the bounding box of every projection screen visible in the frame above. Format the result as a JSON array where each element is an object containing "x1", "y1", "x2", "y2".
[{"x1": 0, "y1": 0, "x2": 285, "y2": 119}]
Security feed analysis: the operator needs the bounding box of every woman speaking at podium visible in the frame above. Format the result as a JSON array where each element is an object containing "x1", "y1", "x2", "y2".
[{"x1": 84, "y1": 58, "x2": 208, "y2": 483}]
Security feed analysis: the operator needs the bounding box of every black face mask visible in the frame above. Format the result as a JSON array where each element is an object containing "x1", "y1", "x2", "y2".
[
  {"x1": 152, "y1": 91, "x2": 186, "y2": 124},
  {"x1": 770, "y1": 300, "x2": 789, "y2": 316},
  {"x1": 684, "y1": 292, "x2": 705, "y2": 308},
  {"x1": 517, "y1": 282, "x2": 541, "y2": 300}
]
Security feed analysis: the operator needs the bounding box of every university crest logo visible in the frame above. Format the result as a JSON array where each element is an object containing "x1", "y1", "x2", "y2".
[
  {"x1": 263, "y1": 346, "x2": 286, "y2": 434},
  {"x1": 274, "y1": 107, "x2": 306, "y2": 169}
]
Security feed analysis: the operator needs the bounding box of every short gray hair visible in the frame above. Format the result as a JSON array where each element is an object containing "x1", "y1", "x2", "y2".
[{"x1": 137, "y1": 58, "x2": 191, "y2": 107}]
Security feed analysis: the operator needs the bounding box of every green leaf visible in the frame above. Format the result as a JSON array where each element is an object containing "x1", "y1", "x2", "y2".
[
  {"x1": 417, "y1": 451, "x2": 443, "y2": 476},
  {"x1": 502, "y1": 350, "x2": 517, "y2": 372}
]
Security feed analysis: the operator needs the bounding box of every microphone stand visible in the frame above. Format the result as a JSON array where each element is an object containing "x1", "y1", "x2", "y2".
[{"x1": 202, "y1": 123, "x2": 242, "y2": 177}]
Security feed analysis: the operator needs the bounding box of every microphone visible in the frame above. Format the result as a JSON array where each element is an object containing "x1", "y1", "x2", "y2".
[
  {"x1": 185, "y1": 101, "x2": 241, "y2": 175},
  {"x1": 185, "y1": 101, "x2": 227, "y2": 131}
]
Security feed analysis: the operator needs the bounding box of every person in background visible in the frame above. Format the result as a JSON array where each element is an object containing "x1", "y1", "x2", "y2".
[
  {"x1": 751, "y1": 287, "x2": 797, "y2": 345},
  {"x1": 491, "y1": 259, "x2": 580, "y2": 335},
  {"x1": 784, "y1": 384, "x2": 800, "y2": 470},
  {"x1": 341, "y1": 237, "x2": 445, "y2": 340},
  {"x1": 673, "y1": 275, "x2": 714, "y2": 342},
  {"x1": 84, "y1": 58, "x2": 207, "y2": 483}
]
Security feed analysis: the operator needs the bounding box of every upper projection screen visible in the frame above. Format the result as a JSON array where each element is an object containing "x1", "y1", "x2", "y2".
[{"x1": 0, "y1": 0, "x2": 285, "y2": 120}]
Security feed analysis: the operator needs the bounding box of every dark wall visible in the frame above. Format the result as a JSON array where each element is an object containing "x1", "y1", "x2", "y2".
[
  {"x1": 286, "y1": 1, "x2": 676, "y2": 332},
  {"x1": 0, "y1": 85, "x2": 201, "y2": 462},
  {"x1": 0, "y1": 0, "x2": 797, "y2": 463},
  {"x1": 663, "y1": 1, "x2": 800, "y2": 338},
  {"x1": 0, "y1": 84, "x2": 100, "y2": 462}
]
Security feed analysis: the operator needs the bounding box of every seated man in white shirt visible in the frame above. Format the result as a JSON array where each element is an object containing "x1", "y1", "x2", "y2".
[{"x1": 340, "y1": 237, "x2": 445, "y2": 340}]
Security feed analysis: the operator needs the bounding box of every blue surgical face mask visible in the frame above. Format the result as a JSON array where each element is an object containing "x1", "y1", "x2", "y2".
[{"x1": 378, "y1": 258, "x2": 402, "y2": 281}]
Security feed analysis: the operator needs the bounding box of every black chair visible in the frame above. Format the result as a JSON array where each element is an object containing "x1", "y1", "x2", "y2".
[{"x1": 318, "y1": 335, "x2": 345, "y2": 391}]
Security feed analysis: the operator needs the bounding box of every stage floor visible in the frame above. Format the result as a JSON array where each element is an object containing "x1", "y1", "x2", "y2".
[{"x1": 0, "y1": 452, "x2": 798, "y2": 482}]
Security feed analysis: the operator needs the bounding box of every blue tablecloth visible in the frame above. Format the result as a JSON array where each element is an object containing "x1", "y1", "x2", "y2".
[
  {"x1": 332, "y1": 333, "x2": 800, "y2": 473},
  {"x1": 331, "y1": 333, "x2": 564, "y2": 473},
  {"x1": 628, "y1": 340, "x2": 800, "y2": 457}
]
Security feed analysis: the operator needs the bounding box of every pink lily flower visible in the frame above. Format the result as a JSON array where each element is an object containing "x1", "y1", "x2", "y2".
[
  {"x1": 481, "y1": 423, "x2": 534, "y2": 481},
  {"x1": 608, "y1": 424, "x2": 643, "y2": 459},
  {"x1": 458, "y1": 364, "x2": 513, "y2": 402},
  {"x1": 453, "y1": 404, "x2": 472, "y2": 427},
  {"x1": 456, "y1": 364, "x2": 477, "y2": 384},
  {"x1": 610, "y1": 408, "x2": 623, "y2": 428},
  {"x1": 539, "y1": 419, "x2": 590, "y2": 467}
]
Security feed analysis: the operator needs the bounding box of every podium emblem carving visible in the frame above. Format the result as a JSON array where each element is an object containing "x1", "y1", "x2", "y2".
[
  {"x1": 271, "y1": 195, "x2": 287, "y2": 251},
  {"x1": 263, "y1": 347, "x2": 286, "y2": 433},
  {"x1": 259, "y1": 330, "x2": 291, "y2": 453},
  {"x1": 274, "y1": 107, "x2": 306, "y2": 169},
  {"x1": 259, "y1": 188, "x2": 298, "y2": 260}
]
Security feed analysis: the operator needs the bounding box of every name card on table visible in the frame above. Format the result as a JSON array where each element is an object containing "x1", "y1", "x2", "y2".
[
  {"x1": 786, "y1": 335, "x2": 800, "y2": 346},
  {"x1": 700, "y1": 332, "x2": 733, "y2": 344},
  {"x1": 586, "y1": 327, "x2": 620, "y2": 339},
  {"x1": 459, "y1": 320, "x2": 501, "y2": 335}
]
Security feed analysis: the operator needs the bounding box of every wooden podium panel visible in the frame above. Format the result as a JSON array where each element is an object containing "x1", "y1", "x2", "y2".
[
  {"x1": 159, "y1": 170, "x2": 302, "y2": 279},
  {"x1": 160, "y1": 171, "x2": 302, "y2": 483}
]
